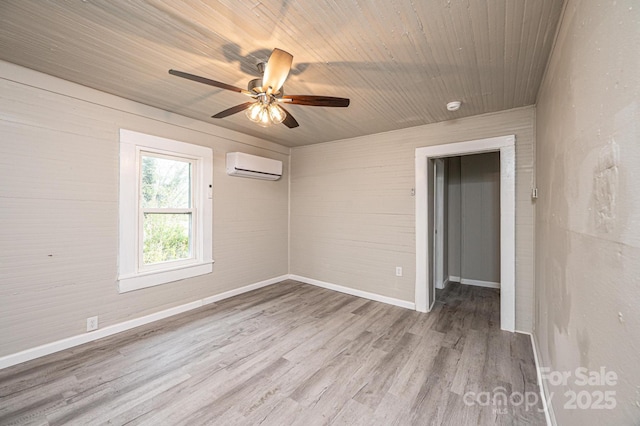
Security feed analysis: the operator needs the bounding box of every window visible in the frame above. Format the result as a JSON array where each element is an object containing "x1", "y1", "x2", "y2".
[
  {"x1": 118, "y1": 129, "x2": 213, "y2": 293},
  {"x1": 140, "y1": 153, "x2": 193, "y2": 267}
]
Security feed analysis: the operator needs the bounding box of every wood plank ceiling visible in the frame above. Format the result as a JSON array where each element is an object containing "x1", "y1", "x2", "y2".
[{"x1": 0, "y1": 0, "x2": 564, "y2": 147}]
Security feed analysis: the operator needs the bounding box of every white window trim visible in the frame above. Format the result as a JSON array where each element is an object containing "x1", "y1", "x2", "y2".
[{"x1": 118, "y1": 129, "x2": 213, "y2": 293}]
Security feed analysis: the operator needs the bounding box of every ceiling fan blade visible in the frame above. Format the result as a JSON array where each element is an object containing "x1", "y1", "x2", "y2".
[
  {"x1": 262, "y1": 48, "x2": 293, "y2": 93},
  {"x1": 169, "y1": 69, "x2": 253, "y2": 96},
  {"x1": 212, "y1": 102, "x2": 254, "y2": 119},
  {"x1": 279, "y1": 105, "x2": 299, "y2": 128},
  {"x1": 282, "y1": 95, "x2": 350, "y2": 107}
]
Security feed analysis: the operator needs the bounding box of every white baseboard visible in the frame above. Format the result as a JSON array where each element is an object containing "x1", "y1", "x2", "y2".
[
  {"x1": 460, "y1": 278, "x2": 501, "y2": 289},
  {"x1": 0, "y1": 274, "x2": 287, "y2": 370},
  {"x1": 517, "y1": 330, "x2": 556, "y2": 426},
  {"x1": 442, "y1": 276, "x2": 450, "y2": 288},
  {"x1": 436, "y1": 276, "x2": 451, "y2": 290},
  {"x1": 201, "y1": 275, "x2": 286, "y2": 305},
  {"x1": 450, "y1": 276, "x2": 500, "y2": 289},
  {"x1": 288, "y1": 274, "x2": 415, "y2": 310}
]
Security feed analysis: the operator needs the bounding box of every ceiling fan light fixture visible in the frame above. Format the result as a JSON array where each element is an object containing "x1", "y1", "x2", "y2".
[
  {"x1": 258, "y1": 107, "x2": 272, "y2": 127},
  {"x1": 268, "y1": 103, "x2": 286, "y2": 124},
  {"x1": 246, "y1": 102, "x2": 263, "y2": 122},
  {"x1": 245, "y1": 95, "x2": 287, "y2": 127}
]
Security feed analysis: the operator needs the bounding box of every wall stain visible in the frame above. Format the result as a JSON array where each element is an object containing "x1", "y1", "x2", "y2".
[
  {"x1": 592, "y1": 139, "x2": 619, "y2": 233},
  {"x1": 576, "y1": 327, "x2": 590, "y2": 367}
]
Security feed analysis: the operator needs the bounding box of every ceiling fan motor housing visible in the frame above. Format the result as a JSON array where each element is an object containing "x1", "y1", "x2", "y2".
[
  {"x1": 248, "y1": 78, "x2": 284, "y2": 97},
  {"x1": 248, "y1": 78, "x2": 262, "y2": 92}
]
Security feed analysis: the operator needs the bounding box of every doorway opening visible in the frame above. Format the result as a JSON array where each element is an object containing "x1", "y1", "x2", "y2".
[{"x1": 414, "y1": 135, "x2": 515, "y2": 332}]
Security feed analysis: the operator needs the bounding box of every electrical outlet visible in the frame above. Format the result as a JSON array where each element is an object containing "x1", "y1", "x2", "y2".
[
  {"x1": 395, "y1": 266, "x2": 403, "y2": 277},
  {"x1": 86, "y1": 316, "x2": 98, "y2": 332}
]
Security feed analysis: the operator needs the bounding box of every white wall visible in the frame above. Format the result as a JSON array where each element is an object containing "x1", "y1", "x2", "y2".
[
  {"x1": 534, "y1": 0, "x2": 640, "y2": 423},
  {"x1": 0, "y1": 61, "x2": 290, "y2": 358},
  {"x1": 290, "y1": 106, "x2": 536, "y2": 331}
]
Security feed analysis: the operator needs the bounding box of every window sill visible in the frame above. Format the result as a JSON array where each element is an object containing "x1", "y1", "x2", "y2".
[{"x1": 118, "y1": 260, "x2": 214, "y2": 293}]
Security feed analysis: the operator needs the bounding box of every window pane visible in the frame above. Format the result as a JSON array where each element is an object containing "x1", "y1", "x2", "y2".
[
  {"x1": 141, "y1": 155, "x2": 191, "y2": 208},
  {"x1": 143, "y1": 213, "x2": 192, "y2": 265}
]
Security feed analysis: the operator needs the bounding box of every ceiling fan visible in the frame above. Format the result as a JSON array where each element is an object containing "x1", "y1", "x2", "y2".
[{"x1": 169, "y1": 48, "x2": 350, "y2": 129}]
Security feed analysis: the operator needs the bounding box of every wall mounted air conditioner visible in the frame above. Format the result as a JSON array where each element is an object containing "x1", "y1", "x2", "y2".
[{"x1": 226, "y1": 152, "x2": 283, "y2": 181}]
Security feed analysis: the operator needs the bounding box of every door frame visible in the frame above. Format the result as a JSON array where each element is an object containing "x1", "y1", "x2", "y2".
[
  {"x1": 414, "y1": 135, "x2": 516, "y2": 332},
  {"x1": 433, "y1": 158, "x2": 446, "y2": 290}
]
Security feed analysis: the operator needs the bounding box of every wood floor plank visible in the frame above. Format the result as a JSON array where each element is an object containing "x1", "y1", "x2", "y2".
[
  {"x1": 387, "y1": 330, "x2": 445, "y2": 398},
  {"x1": 243, "y1": 395, "x2": 302, "y2": 426},
  {"x1": 440, "y1": 391, "x2": 482, "y2": 425},
  {"x1": 373, "y1": 330, "x2": 445, "y2": 424},
  {"x1": 330, "y1": 398, "x2": 374, "y2": 426},
  {"x1": 372, "y1": 310, "x2": 419, "y2": 353},
  {"x1": 408, "y1": 345, "x2": 462, "y2": 425},
  {"x1": 450, "y1": 329, "x2": 489, "y2": 395},
  {"x1": 353, "y1": 332, "x2": 422, "y2": 410},
  {"x1": 127, "y1": 368, "x2": 234, "y2": 425},
  {"x1": 0, "y1": 280, "x2": 546, "y2": 425}
]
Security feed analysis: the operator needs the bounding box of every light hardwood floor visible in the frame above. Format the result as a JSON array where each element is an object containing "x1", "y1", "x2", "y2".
[{"x1": 0, "y1": 280, "x2": 545, "y2": 425}]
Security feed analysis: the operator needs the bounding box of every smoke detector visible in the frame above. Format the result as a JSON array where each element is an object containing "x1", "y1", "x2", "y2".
[{"x1": 446, "y1": 101, "x2": 462, "y2": 111}]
